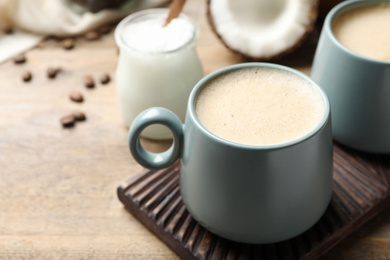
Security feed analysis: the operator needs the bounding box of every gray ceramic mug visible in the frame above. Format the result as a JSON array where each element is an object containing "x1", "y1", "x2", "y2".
[
  {"x1": 128, "y1": 63, "x2": 333, "y2": 244},
  {"x1": 311, "y1": 0, "x2": 390, "y2": 153}
]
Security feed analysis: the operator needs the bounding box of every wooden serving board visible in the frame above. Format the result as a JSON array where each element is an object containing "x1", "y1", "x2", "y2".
[{"x1": 117, "y1": 143, "x2": 390, "y2": 260}]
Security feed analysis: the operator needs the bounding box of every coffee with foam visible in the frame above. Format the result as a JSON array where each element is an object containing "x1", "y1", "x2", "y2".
[
  {"x1": 195, "y1": 67, "x2": 325, "y2": 146},
  {"x1": 332, "y1": 3, "x2": 390, "y2": 62}
]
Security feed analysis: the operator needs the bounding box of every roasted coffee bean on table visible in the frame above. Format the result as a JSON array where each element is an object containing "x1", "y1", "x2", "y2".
[
  {"x1": 98, "y1": 25, "x2": 112, "y2": 34},
  {"x1": 72, "y1": 111, "x2": 86, "y2": 121},
  {"x1": 4, "y1": 25, "x2": 13, "y2": 34},
  {"x1": 83, "y1": 75, "x2": 95, "y2": 88},
  {"x1": 69, "y1": 91, "x2": 84, "y2": 102},
  {"x1": 100, "y1": 73, "x2": 110, "y2": 84},
  {"x1": 67, "y1": 0, "x2": 128, "y2": 13},
  {"x1": 85, "y1": 31, "x2": 101, "y2": 41},
  {"x1": 13, "y1": 54, "x2": 26, "y2": 64},
  {"x1": 22, "y1": 71, "x2": 32, "y2": 82},
  {"x1": 60, "y1": 114, "x2": 75, "y2": 128},
  {"x1": 61, "y1": 38, "x2": 75, "y2": 50},
  {"x1": 47, "y1": 67, "x2": 61, "y2": 79}
]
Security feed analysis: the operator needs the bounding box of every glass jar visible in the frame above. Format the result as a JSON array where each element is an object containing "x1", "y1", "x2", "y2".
[{"x1": 115, "y1": 8, "x2": 203, "y2": 139}]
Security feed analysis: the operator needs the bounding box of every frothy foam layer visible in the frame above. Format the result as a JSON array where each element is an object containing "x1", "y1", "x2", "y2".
[
  {"x1": 122, "y1": 14, "x2": 195, "y2": 53},
  {"x1": 195, "y1": 67, "x2": 325, "y2": 146},
  {"x1": 333, "y1": 3, "x2": 390, "y2": 62}
]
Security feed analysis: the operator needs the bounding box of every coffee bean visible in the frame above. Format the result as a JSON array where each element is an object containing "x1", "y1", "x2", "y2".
[
  {"x1": 47, "y1": 67, "x2": 61, "y2": 79},
  {"x1": 4, "y1": 25, "x2": 13, "y2": 34},
  {"x1": 84, "y1": 75, "x2": 95, "y2": 88},
  {"x1": 72, "y1": 111, "x2": 86, "y2": 121},
  {"x1": 60, "y1": 114, "x2": 75, "y2": 128},
  {"x1": 100, "y1": 73, "x2": 110, "y2": 85},
  {"x1": 69, "y1": 91, "x2": 84, "y2": 102},
  {"x1": 22, "y1": 71, "x2": 32, "y2": 82},
  {"x1": 13, "y1": 54, "x2": 26, "y2": 64},
  {"x1": 85, "y1": 31, "x2": 101, "y2": 41},
  {"x1": 98, "y1": 25, "x2": 112, "y2": 34},
  {"x1": 61, "y1": 38, "x2": 74, "y2": 50}
]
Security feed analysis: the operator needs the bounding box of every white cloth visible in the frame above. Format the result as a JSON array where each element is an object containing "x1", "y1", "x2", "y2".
[{"x1": 0, "y1": 0, "x2": 170, "y2": 63}]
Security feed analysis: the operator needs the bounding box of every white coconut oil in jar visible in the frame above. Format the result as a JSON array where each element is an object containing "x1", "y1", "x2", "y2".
[{"x1": 115, "y1": 8, "x2": 203, "y2": 139}]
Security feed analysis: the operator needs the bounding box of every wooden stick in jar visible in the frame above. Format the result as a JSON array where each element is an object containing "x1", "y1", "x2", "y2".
[{"x1": 164, "y1": 0, "x2": 186, "y2": 27}]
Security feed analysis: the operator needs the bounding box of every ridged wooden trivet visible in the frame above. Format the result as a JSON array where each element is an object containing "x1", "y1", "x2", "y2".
[{"x1": 117, "y1": 143, "x2": 390, "y2": 260}]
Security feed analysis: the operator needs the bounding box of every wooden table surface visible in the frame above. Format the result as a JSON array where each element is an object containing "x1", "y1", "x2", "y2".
[{"x1": 1, "y1": 0, "x2": 390, "y2": 259}]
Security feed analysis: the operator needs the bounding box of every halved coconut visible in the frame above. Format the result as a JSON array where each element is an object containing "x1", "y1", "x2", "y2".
[{"x1": 207, "y1": 0, "x2": 318, "y2": 60}]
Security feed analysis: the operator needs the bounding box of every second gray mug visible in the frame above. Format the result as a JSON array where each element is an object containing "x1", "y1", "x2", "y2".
[{"x1": 311, "y1": 0, "x2": 390, "y2": 153}]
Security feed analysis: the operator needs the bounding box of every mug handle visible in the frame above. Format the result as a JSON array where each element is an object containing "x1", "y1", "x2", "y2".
[{"x1": 128, "y1": 107, "x2": 183, "y2": 169}]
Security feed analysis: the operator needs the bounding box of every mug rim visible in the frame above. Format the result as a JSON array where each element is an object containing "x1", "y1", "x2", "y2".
[
  {"x1": 325, "y1": 0, "x2": 390, "y2": 65},
  {"x1": 188, "y1": 62, "x2": 331, "y2": 150},
  {"x1": 115, "y1": 8, "x2": 199, "y2": 55}
]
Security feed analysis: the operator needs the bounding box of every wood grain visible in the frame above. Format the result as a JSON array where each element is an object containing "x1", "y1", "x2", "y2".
[
  {"x1": 117, "y1": 144, "x2": 390, "y2": 259},
  {"x1": 0, "y1": 0, "x2": 389, "y2": 259}
]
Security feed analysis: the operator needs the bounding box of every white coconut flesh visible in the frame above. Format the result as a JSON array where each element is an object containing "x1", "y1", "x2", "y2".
[{"x1": 209, "y1": 0, "x2": 317, "y2": 59}]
